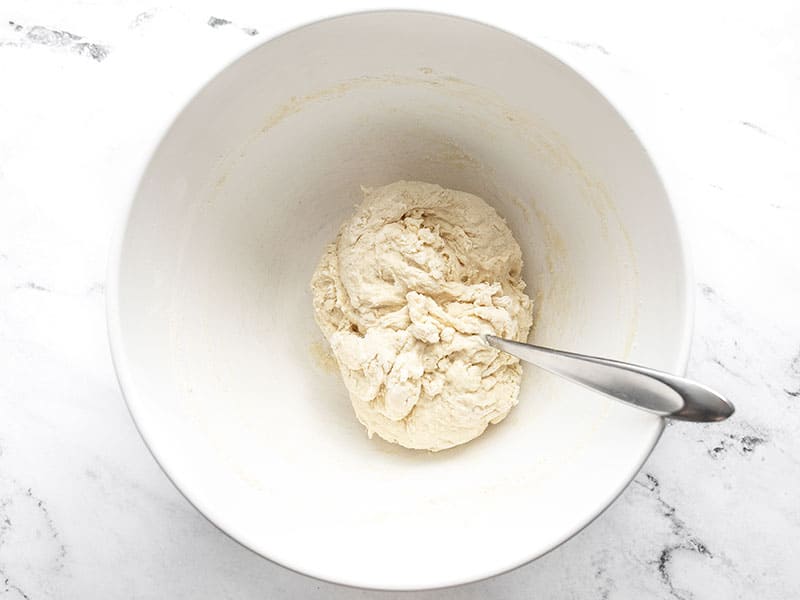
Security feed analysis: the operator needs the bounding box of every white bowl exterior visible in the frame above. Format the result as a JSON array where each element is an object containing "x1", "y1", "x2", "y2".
[{"x1": 109, "y1": 12, "x2": 692, "y2": 590}]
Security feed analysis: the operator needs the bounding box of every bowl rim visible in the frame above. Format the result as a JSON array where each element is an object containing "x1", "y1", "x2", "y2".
[{"x1": 106, "y1": 8, "x2": 695, "y2": 591}]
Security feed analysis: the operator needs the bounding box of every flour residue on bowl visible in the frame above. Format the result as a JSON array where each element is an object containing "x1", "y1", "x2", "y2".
[{"x1": 309, "y1": 339, "x2": 338, "y2": 374}]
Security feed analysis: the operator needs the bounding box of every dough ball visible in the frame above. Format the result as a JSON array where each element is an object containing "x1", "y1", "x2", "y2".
[{"x1": 311, "y1": 181, "x2": 533, "y2": 451}]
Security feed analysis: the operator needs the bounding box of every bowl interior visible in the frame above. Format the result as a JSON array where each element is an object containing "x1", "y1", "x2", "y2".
[{"x1": 111, "y1": 11, "x2": 691, "y2": 590}]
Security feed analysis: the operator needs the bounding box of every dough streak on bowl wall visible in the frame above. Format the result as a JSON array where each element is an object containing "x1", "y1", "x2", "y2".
[{"x1": 311, "y1": 180, "x2": 533, "y2": 451}]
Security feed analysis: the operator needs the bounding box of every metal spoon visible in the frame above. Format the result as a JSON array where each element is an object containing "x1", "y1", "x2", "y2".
[{"x1": 484, "y1": 335, "x2": 734, "y2": 422}]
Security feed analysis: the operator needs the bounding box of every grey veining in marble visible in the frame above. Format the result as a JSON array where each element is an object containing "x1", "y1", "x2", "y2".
[
  {"x1": 1, "y1": 1, "x2": 798, "y2": 598},
  {"x1": 3, "y1": 19, "x2": 109, "y2": 61}
]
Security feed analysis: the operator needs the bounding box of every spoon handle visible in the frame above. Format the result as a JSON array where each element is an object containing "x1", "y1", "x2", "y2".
[{"x1": 485, "y1": 335, "x2": 734, "y2": 422}]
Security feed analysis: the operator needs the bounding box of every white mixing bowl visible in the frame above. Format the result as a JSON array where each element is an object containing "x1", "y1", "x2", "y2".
[{"x1": 108, "y1": 11, "x2": 692, "y2": 590}]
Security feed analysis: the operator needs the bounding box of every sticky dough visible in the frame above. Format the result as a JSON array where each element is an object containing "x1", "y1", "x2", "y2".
[{"x1": 311, "y1": 181, "x2": 533, "y2": 451}]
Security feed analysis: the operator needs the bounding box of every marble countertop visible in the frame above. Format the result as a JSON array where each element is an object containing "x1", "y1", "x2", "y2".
[{"x1": 1, "y1": 1, "x2": 798, "y2": 597}]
